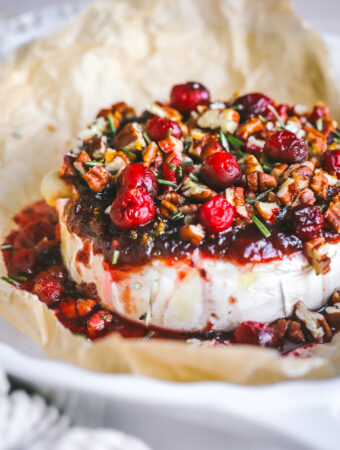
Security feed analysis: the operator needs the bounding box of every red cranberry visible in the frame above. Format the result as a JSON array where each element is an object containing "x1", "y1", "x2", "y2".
[
  {"x1": 116, "y1": 163, "x2": 158, "y2": 198},
  {"x1": 234, "y1": 321, "x2": 282, "y2": 348},
  {"x1": 146, "y1": 117, "x2": 182, "y2": 140},
  {"x1": 87, "y1": 310, "x2": 113, "y2": 338},
  {"x1": 77, "y1": 299, "x2": 96, "y2": 317},
  {"x1": 285, "y1": 204, "x2": 324, "y2": 241},
  {"x1": 170, "y1": 82, "x2": 210, "y2": 113},
  {"x1": 110, "y1": 188, "x2": 155, "y2": 230},
  {"x1": 232, "y1": 93, "x2": 275, "y2": 121},
  {"x1": 199, "y1": 196, "x2": 234, "y2": 233},
  {"x1": 309, "y1": 104, "x2": 329, "y2": 124},
  {"x1": 11, "y1": 249, "x2": 37, "y2": 275},
  {"x1": 200, "y1": 151, "x2": 242, "y2": 191},
  {"x1": 323, "y1": 149, "x2": 340, "y2": 179},
  {"x1": 60, "y1": 298, "x2": 77, "y2": 318},
  {"x1": 32, "y1": 277, "x2": 64, "y2": 305},
  {"x1": 264, "y1": 130, "x2": 307, "y2": 163}
]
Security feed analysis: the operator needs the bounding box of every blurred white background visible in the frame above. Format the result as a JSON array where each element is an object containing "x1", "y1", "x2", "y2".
[{"x1": 0, "y1": 0, "x2": 340, "y2": 37}]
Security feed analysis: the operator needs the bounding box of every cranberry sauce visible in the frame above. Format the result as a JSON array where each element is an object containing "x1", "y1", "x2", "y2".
[{"x1": 1, "y1": 199, "x2": 339, "y2": 353}]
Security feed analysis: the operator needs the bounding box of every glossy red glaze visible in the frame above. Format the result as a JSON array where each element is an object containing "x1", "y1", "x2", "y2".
[
  {"x1": 170, "y1": 82, "x2": 210, "y2": 113},
  {"x1": 200, "y1": 151, "x2": 242, "y2": 191}
]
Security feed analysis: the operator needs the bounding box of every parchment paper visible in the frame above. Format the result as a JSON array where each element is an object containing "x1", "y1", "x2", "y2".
[{"x1": 1, "y1": 0, "x2": 340, "y2": 383}]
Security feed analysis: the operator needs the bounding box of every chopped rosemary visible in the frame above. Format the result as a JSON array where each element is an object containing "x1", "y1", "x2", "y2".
[
  {"x1": 246, "y1": 188, "x2": 275, "y2": 204},
  {"x1": 112, "y1": 250, "x2": 120, "y2": 265},
  {"x1": 120, "y1": 149, "x2": 136, "y2": 159},
  {"x1": 178, "y1": 165, "x2": 183, "y2": 178},
  {"x1": 169, "y1": 164, "x2": 176, "y2": 171},
  {"x1": 334, "y1": 129, "x2": 340, "y2": 139},
  {"x1": 143, "y1": 131, "x2": 151, "y2": 144},
  {"x1": 189, "y1": 173, "x2": 199, "y2": 182},
  {"x1": 181, "y1": 160, "x2": 194, "y2": 167},
  {"x1": 107, "y1": 116, "x2": 116, "y2": 134},
  {"x1": 73, "y1": 333, "x2": 87, "y2": 339},
  {"x1": 267, "y1": 104, "x2": 287, "y2": 130},
  {"x1": 251, "y1": 215, "x2": 271, "y2": 238},
  {"x1": 235, "y1": 148, "x2": 245, "y2": 159},
  {"x1": 1, "y1": 276, "x2": 21, "y2": 286},
  {"x1": 258, "y1": 114, "x2": 266, "y2": 123},
  {"x1": 263, "y1": 162, "x2": 275, "y2": 173},
  {"x1": 316, "y1": 118, "x2": 323, "y2": 132},
  {"x1": 143, "y1": 330, "x2": 155, "y2": 340},
  {"x1": 85, "y1": 161, "x2": 104, "y2": 167},
  {"x1": 184, "y1": 138, "x2": 192, "y2": 152},
  {"x1": 318, "y1": 204, "x2": 327, "y2": 212},
  {"x1": 12, "y1": 275, "x2": 27, "y2": 281},
  {"x1": 219, "y1": 128, "x2": 230, "y2": 152},
  {"x1": 1, "y1": 243, "x2": 12, "y2": 250},
  {"x1": 170, "y1": 212, "x2": 184, "y2": 221},
  {"x1": 139, "y1": 312, "x2": 147, "y2": 320},
  {"x1": 166, "y1": 128, "x2": 172, "y2": 138},
  {"x1": 157, "y1": 179, "x2": 177, "y2": 186},
  {"x1": 231, "y1": 104, "x2": 243, "y2": 111},
  {"x1": 226, "y1": 135, "x2": 244, "y2": 148}
]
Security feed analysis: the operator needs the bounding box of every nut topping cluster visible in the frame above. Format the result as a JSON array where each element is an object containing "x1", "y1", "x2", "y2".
[{"x1": 60, "y1": 83, "x2": 340, "y2": 273}]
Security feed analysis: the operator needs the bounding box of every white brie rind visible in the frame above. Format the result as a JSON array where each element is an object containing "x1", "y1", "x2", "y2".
[{"x1": 56, "y1": 199, "x2": 340, "y2": 332}]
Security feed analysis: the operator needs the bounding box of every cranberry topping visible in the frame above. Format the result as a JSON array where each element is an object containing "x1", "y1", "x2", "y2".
[
  {"x1": 32, "y1": 277, "x2": 64, "y2": 305},
  {"x1": 116, "y1": 163, "x2": 158, "y2": 198},
  {"x1": 87, "y1": 310, "x2": 113, "y2": 338},
  {"x1": 110, "y1": 189, "x2": 155, "y2": 230},
  {"x1": 234, "y1": 321, "x2": 282, "y2": 348},
  {"x1": 323, "y1": 150, "x2": 340, "y2": 179},
  {"x1": 170, "y1": 82, "x2": 210, "y2": 113},
  {"x1": 199, "y1": 196, "x2": 234, "y2": 233},
  {"x1": 146, "y1": 117, "x2": 182, "y2": 140},
  {"x1": 200, "y1": 151, "x2": 242, "y2": 191},
  {"x1": 264, "y1": 130, "x2": 307, "y2": 163},
  {"x1": 59, "y1": 298, "x2": 77, "y2": 318},
  {"x1": 285, "y1": 204, "x2": 324, "y2": 241},
  {"x1": 309, "y1": 104, "x2": 329, "y2": 124},
  {"x1": 13, "y1": 220, "x2": 55, "y2": 248},
  {"x1": 232, "y1": 93, "x2": 275, "y2": 121},
  {"x1": 11, "y1": 249, "x2": 37, "y2": 275}
]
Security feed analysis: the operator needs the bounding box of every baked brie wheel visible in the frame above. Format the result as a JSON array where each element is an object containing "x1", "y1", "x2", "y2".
[{"x1": 3, "y1": 82, "x2": 340, "y2": 348}]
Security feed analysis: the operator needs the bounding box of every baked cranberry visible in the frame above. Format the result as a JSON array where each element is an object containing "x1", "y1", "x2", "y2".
[
  {"x1": 77, "y1": 299, "x2": 96, "y2": 317},
  {"x1": 199, "y1": 196, "x2": 234, "y2": 233},
  {"x1": 11, "y1": 249, "x2": 37, "y2": 275},
  {"x1": 232, "y1": 93, "x2": 275, "y2": 121},
  {"x1": 170, "y1": 82, "x2": 210, "y2": 113},
  {"x1": 285, "y1": 204, "x2": 324, "y2": 241},
  {"x1": 323, "y1": 150, "x2": 340, "y2": 179},
  {"x1": 116, "y1": 163, "x2": 158, "y2": 198},
  {"x1": 60, "y1": 298, "x2": 77, "y2": 318},
  {"x1": 234, "y1": 321, "x2": 282, "y2": 348},
  {"x1": 32, "y1": 277, "x2": 64, "y2": 305},
  {"x1": 200, "y1": 151, "x2": 242, "y2": 191},
  {"x1": 87, "y1": 310, "x2": 113, "y2": 338},
  {"x1": 110, "y1": 188, "x2": 155, "y2": 230},
  {"x1": 264, "y1": 130, "x2": 307, "y2": 163},
  {"x1": 309, "y1": 104, "x2": 329, "y2": 124},
  {"x1": 146, "y1": 117, "x2": 182, "y2": 140}
]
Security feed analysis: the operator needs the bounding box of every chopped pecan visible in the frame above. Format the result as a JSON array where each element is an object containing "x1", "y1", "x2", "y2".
[
  {"x1": 74, "y1": 151, "x2": 91, "y2": 175},
  {"x1": 277, "y1": 178, "x2": 299, "y2": 205},
  {"x1": 287, "y1": 321, "x2": 305, "y2": 343},
  {"x1": 158, "y1": 136, "x2": 183, "y2": 164},
  {"x1": 331, "y1": 291, "x2": 340, "y2": 304},
  {"x1": 147, "y1": 102, "x2": 182, "y2": 121},
  {"x1": 225, "y1": 187, "x2": 249, "y2": 220},
  {"x1": 104, "y1": 150, "x2": 129, "y2": 173},
  {"x1": 320, "y1": 117, "x2": 338, "y2": 137},
  {"x1": 236, "y1": 117, "x2": 264, "y2": 140},
  {"x1": 179, "y1": 224, "x2": 205, "y2": 245},
  {"x1": 245, "y1": 136, "x2": 266, "y2": 153},
  {"x1": 310, "y1": 169, "x2": 336, "y2": 199},
  {"x1": 189, "y1": 134, "x2": 222, "y2": 160},
  {"x1": 306, "y1": 126, "x2": 327, "y2": 156},
  {"x1": 244, "y1": 154, "x2": 263, "y2": 175},
  {"x1": 197, "y1": 108, "x2": 240, "y2": 134},
  {"x1": 160, "y1": 199, "x2": 179, "y2": 219},
  {"x1": 291, "y1": 188, "x2": 315, "y2": 207},
  {"x1": 295, "y1": 301, "x2": 332, "y2": 343},
  {"x1": 246, "y1": 172, "x2": 277, "y2": 193},
  {"x1": 60, "y1": 155, "x2": 77, "y2": 177},
  {"x1": 303, "y1": 236, "x2": 331, "y2": 275},
  {"x1": 142, "y1": 142, "x2": 158, "y2": 167},
  {"x1": 113, "y1": 122, "x2": 146, "y2": 151},
  {"x1": 325, "y1": 202, "x2": 340, "y2": 232},
  {"x1": 97, "y1": 102, "x2": 135, "y2": 125},
  {"x1": 83, "y1": 165, "x2": 111, "y2": 192},
  {"x1": 270, "y1": 163, "x2": 288, "y2": 180},
  {"x1": 179, "y1": 204, "x2": 199, "y2": 215},
  {"x1": 271, "y1": 319, "x2": 289, "y2": 340},
  {"x1": 182, "y1": 179, "x2": 216, "y2": 201},
  {"x1": 325, "y1": 303, "x2": 340, "y2": 329},
  {"x1": 255, "y1": 201, "x2": 280, "y2": 223}
]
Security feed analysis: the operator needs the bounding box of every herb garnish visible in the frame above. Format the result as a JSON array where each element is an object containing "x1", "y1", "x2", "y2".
[
  {"x1": 226, "y1": 135, "x2": 244, "y2": 149},
  {"x1": 157, "y1": 179, "x2": 177, "y2": 186},
  {"x1": 1, "y1": 276, "x2": 21, "y2": 286},
  {"x1": 143, "y1": 131, "x2": 151, "y2": 144},
  {"x1": 246, "y1": 188, "x2": 275, "y2": 204},
  {"x1": 316, "y1": 118, "x2": 323, "y2": 132},
  {"x1": 189, "y1": 173, "x2": 199, "y2": 182},
  {"x1": 139, "y1": 312, "x2": 147, "y2": 320},
  {"x1": 219, "y1": 129, "x2": 230, "y2": 152},
  {"x1": 251, "y1": 215, "x2": 271, "y2": 238},
  {"x1": 1, "y1": 243, "x2": 12, "y2": 250},
  {"x1": 166, "y1": 128, "x2": 172, "y2": 138},
  {"x1": 73, "y1": 333, "x2": 87, "y2": 339},
  {"x1": 112, "y1": 250, "x2": 120, "y2": 265},
  {"x1": 85, "y1": 161, "x2": 104, "y2": 167},
  {"x1": 170, "y1": 212, "x2": 184, "y2": 221},
  {"x1": 263, "y1": 162, "x2": 275, "y2": 173},
  {"x1": 107, "y1": 116, "x2": 116, "y2": 134},
  {"x1": 267, "y1": 105, "x2": 287, "y2": 130},
  {"x1": 143, "y1": 330, "x2": 155, "y2": 340}
]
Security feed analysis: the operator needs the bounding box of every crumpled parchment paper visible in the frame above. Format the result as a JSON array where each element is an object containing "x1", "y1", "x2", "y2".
[{"x1": 1, "y1": 0, "x2": 340, "y2": 383}]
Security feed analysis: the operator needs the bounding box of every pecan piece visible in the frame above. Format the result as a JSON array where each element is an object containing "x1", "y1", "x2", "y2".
[
  {"x1": 74, "y1": 151, "x2": 91, "y2": 175},
  {"x1": 182, "y1": 179, "x2": 216, "y2": 201},
  {"x1": 291, "y1": 188, "x2": 315, "y2": 207},
  {"x1": 306, "y1": 126, "x2": 327, "y2": 156},
  {"x1": 255, "y1": 201, "x2": 280, "y2": 223},
  {"x1": 142, "y1": 142, "x2": 158, "y2": 167},
  {"x1": 60, "y1": 155, "x2": 77, "y2": 177},
  {"x1": 224, "y1": 187, "x2": 249, "y2": 219},
  {"x1": 310, "y1": 169, "x2": 329, "y2": 199},
  {"x1": 97, "y1": 101, "x2": 135, "y2": 124},
  {"x1": 160, "y1": 200, "x2": 179, "y2": 219},
  {"x1": 104, "y1": 149, "x2": 129, "y2": 173},
  {"x1": 189, "y1": 134, "x2": 222, "y2": 160},
  {"x1": 197, "y1": 108, "x2": 240, "y2": 134},
  {"x1": 179, "y1": 224, "x2": 205, "y2": 245},
  {"x1": 331, "y1": 291, "x2": 340, "y2": 304},
  {"x1": 295, "y1": 301, "x2": 332, "y2": 343},
  {"x1": 325, "y1": 303, "x2": 340, "y2": 329},
  {"x1": 147, "y1": 102, "x2": 182, "y2": 121},
  {"x1": 113, "y1": 122, "x2": 146, "y2": 151},
  {"x1": 271, "y1": 319, "x2": 289, "y2": 340},
  {"x1": 271, "y1": 163, "x2": 288, "y2": 180},
  {"x1": 83, "y1": 165, "x2": 111, "y2": 192},
  {"x1": 325, "y1": 202, "x2": 340, "y2": 233},
  {"x1": 287, "y1": 321, "x2": 305, "y2": 344},
  {"x1": 236, "y1": 117, "x2": 264, "y2": 140},
  {"x1": 277, "y1": 178, "x2": 299, "y2": 205},
  {"x1": 244, "y1": 154, "x2": 263, "y2": 175},
  {"x1": 303, "y1": 236, "x2": 331, "y2": 275}
]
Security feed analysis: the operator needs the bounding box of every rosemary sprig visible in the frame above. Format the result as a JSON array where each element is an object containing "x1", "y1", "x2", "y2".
[
  {"x1": 139, "y1": 312, "x2": 147, "y2": 320},
  {"x1": 263, "y1": 162, "x2": 275, "y2": 173},
  {"x1": 157, "y1": 179, "x2": 177, "y2": 186},
  {"x1": 166, "y1": 128, "x2": 172, "y2": 138},
  {"x1": 251, "y1": 215, "x2": 271, "y2": 238},
  {"x1": 170, "y1": 212, "x2": 184, "y2": 221},
  {"x1": 120, "y1": 149, "x2": 136, "y2": 159},
  {"x1": 226, "y1": 135, "x2": 244, "y2": 148},
  {"x1": 1, "y1": 243, "x2": 12, "y2": 250},
  {"x1": 1, "y1": 276, "x2": 21, "y2": 286},
  {"x1": 246, "y1": 188, "x2": 275, "y2": 204},
  {"x1": 316, "y1": 118, "x2": 323, "y2": 132},
  {"x1": 143, "y1": 330, "x2": 155, "y2": 340},
  {"x1": 107, "y1": 116, "x2": 116, "y2": 134},
  {"x1": 219, "y1": 128, "x2": 230, "y2": 152},
  {"x1": 189, "y1": 173, "x2": 199, "y2": 182},
  {"x1": 267, "y1": 104, "x2": 287, "y2": 130},
  {"x1": 177, "y1": 165, "x2": 183, "y2": 178},
  {"x1": 112, "y1": 250, "x2": 120, "y2": 265},
  {"x1": 85, "y1": 161, "x2": 104, "y2": 167},
  {"x1": 73, "y1": 333, "x2": 87, "y2": 339},
  {"x1": 12, "y1": 275, "x2": 27, "y2": 281},
  {"x1": 143, "y1": 131, "x2": 151, "y2": 144},
  {"x1": 181, "y1": 160, "x2": 194, "y2": 167},
  {"x1": 334, "y1": 129, "x2": 340, "y2": 139}
]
